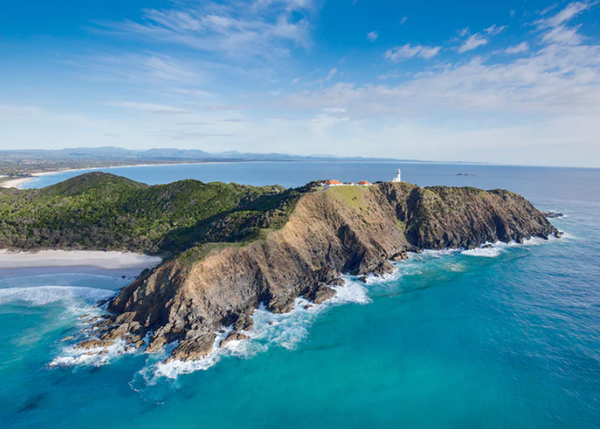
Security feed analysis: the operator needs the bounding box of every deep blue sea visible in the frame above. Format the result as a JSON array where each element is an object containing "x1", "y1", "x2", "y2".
[{"x1": 2, "y1": 162, "x2": 600, "y2": 428}]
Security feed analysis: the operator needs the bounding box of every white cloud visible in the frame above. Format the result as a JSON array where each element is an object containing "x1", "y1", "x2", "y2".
[
  {"x1": 105, "y1": 101, "x2": 188, "y2": 114},
  {"x1": 0, "y1": 104, "x2": 44, "y2": 117},
  {"x1": 458, "y1": 34, "x2": 488, "y2": 53},
  {"x1": 458, "y1": 27, "x2": 470, "y2": 37},
  {"x1": 505, "y1": 42, "x2": 529, "y2": 54},
  {"x1": 484, "y1": 24, "x2": 507, "y2": 35},
  {"x1": 536, "y1": 1, "x2": 590, "y2": 28},
  {"x1": 385, "y1": 44, "x2": 441, "y2": 62},
  {"x1": 326, "y1": 68, "x2": 338, "y2": 80},
  {"x1": 400, "y1": 16, "x2": 408, "y2": 25},
  {"x1": 367, "y1": 31, "x2": 379, "y2": 42},
  {"x1": 141, "y1": 56, "x2": 198, "y2": 81},
  {"x1": 98, "y1": 0, "x2": 314, "y2": 61},
  {"x1": 287, "y1": 42, "x2": 600, "y2": 120},
  {"x1": 541, "y1": 25, "x2": 584, "y2": 45},
  {"x1": 535, "y1": 2, "x2": 593, "y2": 46},
  {"x1": 270, "y1": 39, "x2": 600, "y2": 166}
]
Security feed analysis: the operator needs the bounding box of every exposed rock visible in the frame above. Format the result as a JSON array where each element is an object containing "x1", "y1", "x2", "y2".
[
  {"x1": 233, "y1": 314, "x2": 254, "y2": 332},
  {"x1": 269, "y1": 297, "x2": 296, "y2": 314},
  {"x1": 83, "y1": 182, "x2": 557, "y2": 363},
  {"x1": 373, "y1": 261, "x2": 395, "y2": 277},
  {"x1": 75, "y1": 339, "x2": 114, "y2": 350},
  {"x1": 358, "y1": 276, "x2": 368, "y2": 283},
  {"x1": 328, "y1": 278, "x2": 346, "y2": 287},
  {"x1": 304, "y1": 284, "x2": 337, "y2": 304},
  {"x1": 146, "y1": 335, "x2": 167, "y2": 353},
  {"x1": 391, "y1": 251, "x2": 409, "y2": 261},
  {"x1": 91, "y1": 318, "x2": 113, "y2": 329},
  {"x1": 482, "y1": 244, "x2": 494, "y2": 249},
  {"x1": 220, "y1": 332, "x2": 250, "y2": 348},
  {"x1": 168, "y1": 333, "x2": 216, "y2": 362},
  {"x1": 544, "y1": 210, "x2": 564, "y2": 218}
]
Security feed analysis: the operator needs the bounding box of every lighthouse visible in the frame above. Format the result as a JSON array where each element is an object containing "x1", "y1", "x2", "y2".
[{"x1": 392, "y1": 168, "x2": 402, "y2": 183}]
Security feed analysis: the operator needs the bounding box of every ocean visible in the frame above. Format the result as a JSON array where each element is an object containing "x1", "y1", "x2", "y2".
[{"x1": 2, "y1": 162, "x2": 599, "y2": 428}]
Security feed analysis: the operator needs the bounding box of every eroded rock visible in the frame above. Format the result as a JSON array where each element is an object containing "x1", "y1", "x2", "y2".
[
  {"x1": 373, "y1": 261, "x2": 395, "y2": 277},
  {"x1": 304, "y1": 284, "x2": 336, "y2": 304},
  {"x1": 75, "y1": 339, "x2": 114, "y2": 350},
  {"x1": 220, "y1": 332, "x2": 250, "y2": 348},
  {"x1": 391, "y1": 251, "x2": 409, "y2": 261}
]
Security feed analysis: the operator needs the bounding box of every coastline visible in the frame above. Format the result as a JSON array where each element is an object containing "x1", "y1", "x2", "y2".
[
  {"x1": 0, "y1": 249, "x2": 162, "y2": 270},
  {"x1": 0, "y1": 163, "x2": 214, "y2": 189}
]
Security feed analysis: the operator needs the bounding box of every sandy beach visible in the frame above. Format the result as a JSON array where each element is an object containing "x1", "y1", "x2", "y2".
[
  {"x1": 0, "y1": 250, "x2": 162, "y2": 270},
  {"x1": 0, "y1": 162, "x2": 214, "y2": 189},
  {"x1": 0, "y1": 170, "x2": 66, "y2": 189}
]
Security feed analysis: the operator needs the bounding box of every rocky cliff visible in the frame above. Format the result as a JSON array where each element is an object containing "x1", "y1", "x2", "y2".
[{"x1": 85, "y1": 182, "x2": 558, "y2": 362}]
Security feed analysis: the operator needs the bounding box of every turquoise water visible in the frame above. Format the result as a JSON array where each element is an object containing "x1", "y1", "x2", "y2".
[{"x1": 3, "y1": 163, "x2": 600, "y2": 428}]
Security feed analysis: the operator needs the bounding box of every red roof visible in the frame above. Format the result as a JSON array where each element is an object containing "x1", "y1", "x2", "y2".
[
  {"x1": 325, "y1": 180, "x2": 342, "y2": 185},
  {"x1": 358, "y1": 181, "x2": 371, "y2": 185}
]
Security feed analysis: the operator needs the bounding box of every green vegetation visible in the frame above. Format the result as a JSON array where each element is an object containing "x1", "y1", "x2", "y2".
[
  {"x1": 0, "y1": 172, "x2": 304, "y2": 255},
  {"x1": 326, "y1": 185, "x2": 367, "y2": 208}
]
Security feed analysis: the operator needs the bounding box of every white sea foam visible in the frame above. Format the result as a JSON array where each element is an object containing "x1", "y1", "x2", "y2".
[
  {"x1": 0, "y1": 286, "x2": 114, "y2": 307},
  {"x1": 50, "y1": 338, "x2": 137, "y2": 368},
  {"x1": 461, "y1": 235, "x2": 562, "y2": 258},
  {"x1": 461, "y1": 245, "x2": 504, "y2": 258},
  {"x1": 150, "y1": 331, "x2": 232, "y2": 380},
  {"x1": 144, "y1": 278, "x2": 371, "y2": 380},
  {"x1": 50, "y1": 231, "x2": 568, "y2": 379}
]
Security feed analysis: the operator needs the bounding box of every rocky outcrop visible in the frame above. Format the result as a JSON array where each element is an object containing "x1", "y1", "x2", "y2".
[{"x1": 86, "y1": 182, "x2": 558, "y2": 362}]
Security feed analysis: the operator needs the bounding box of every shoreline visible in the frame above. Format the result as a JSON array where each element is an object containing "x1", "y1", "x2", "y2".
[
  {"x1": 0, "y1": 162, "x2": 216, "y2": 189},
  {"x1": 0, "y1": 158, "x2": 494, "y2": 190},
  {"x1": 0, "y1": 249, "x2": 162, "y2": 270}
]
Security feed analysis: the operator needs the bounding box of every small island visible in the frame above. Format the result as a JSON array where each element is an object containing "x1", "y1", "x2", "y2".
[{"x1": 0, "y1": 172, "x2": 559, "y2": 363}]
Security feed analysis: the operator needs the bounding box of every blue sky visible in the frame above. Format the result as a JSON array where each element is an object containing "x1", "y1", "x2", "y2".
[{"x1": 1, "y1": 0, "x2": 599, "y2": 167}]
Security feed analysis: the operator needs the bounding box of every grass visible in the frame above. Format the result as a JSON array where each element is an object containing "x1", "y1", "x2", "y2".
[{"x1": 326, "y1": 185, "x2": 367, "y2": 209}]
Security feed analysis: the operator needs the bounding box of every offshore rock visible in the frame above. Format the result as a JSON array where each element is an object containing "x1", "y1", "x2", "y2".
[{"x1": 74, "y1": 339, "x2": 114, "y2": 350}]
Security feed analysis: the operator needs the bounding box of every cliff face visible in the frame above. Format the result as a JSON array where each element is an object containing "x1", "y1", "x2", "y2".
[{"x1": 90, "y1": 182, "x2": 557, "y2": 361}]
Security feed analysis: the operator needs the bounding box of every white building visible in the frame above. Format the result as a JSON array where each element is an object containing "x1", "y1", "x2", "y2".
[{"x1": 391, "y1": 169, "x2": 402, "y2": 183}]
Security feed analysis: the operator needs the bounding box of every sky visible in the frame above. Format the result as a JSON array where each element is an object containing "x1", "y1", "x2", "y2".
[{"x1": 1, "y1": 0, "x2": 600, "y2": 167}]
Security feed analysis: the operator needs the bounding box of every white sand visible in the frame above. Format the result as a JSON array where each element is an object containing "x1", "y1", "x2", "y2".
[
  {"x1": 0, "y1": 162, "x2": 211, "y2": 189},
  {"x1": 0, "y1": 177, "x2": 34, "y2": 189},
  {"x1": 0, "y1": 250, "x2": 162, "y2": 270}
]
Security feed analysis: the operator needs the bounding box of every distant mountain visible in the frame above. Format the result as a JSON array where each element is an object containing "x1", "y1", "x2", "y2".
[{"x1": 0, "y1": 147, "x2": 403, "y2": 176}]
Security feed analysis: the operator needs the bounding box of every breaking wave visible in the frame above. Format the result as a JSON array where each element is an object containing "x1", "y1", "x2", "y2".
[
  {"x1": 45, "y1": 232, "x2": 568, "y2": 380},
  {"x1": 142, "y1": 279, "x2": 371, "y2": 381},
  {"x1": 0, "y1": 286, "x2": 114, "y2": 307}
]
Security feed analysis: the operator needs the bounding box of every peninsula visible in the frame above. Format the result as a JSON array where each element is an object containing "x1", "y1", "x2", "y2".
[{"x1": 0, "y1": 172, "x2": 558, "y2": 362}]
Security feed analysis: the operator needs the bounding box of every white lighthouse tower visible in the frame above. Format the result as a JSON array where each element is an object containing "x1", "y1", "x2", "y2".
[{"x1": 392, "y1": 168, "x2": 402, "y2": 183}]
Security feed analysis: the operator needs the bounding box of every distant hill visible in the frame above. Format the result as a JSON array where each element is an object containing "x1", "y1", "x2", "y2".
[{"x1": 0, "y1": 146, "x2": 406, "y2": 177}]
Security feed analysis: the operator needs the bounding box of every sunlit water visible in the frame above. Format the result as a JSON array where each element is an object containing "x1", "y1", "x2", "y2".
[{"x1": 3, "y1": 163, "x2": 600, "y2": 428}]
